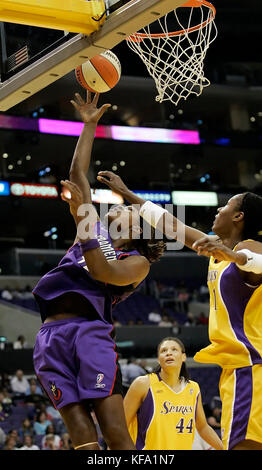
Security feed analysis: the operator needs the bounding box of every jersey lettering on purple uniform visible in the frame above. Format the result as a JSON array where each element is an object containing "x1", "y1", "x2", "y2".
[{"x1": 33, "y1": 221, "x2": 141, "y2": 323}]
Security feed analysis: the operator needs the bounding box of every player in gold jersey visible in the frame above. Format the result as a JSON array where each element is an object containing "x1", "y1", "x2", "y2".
[
  {"x1": 97, "y1": 173, "x2": 262, "y2": 450},
  {"x1": 192, "y1": 193, "x2": 262, "y2": 450},
  {"x1": 124, "y1": 338, "x2": 223, "y2": 450}
]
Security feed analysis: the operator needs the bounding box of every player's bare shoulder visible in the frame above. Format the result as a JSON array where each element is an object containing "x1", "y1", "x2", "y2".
[{"x1": 130, "y1": 374, "x2": 150, "y2": 399}]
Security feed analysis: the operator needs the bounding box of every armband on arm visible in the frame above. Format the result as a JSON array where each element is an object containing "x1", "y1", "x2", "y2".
[
  {"x1": 139, "y1": 201, "x2": 168, "y2": 229},
  {"x1": 80, "y1": 239, "x2": 100, "y2": 255},
  {"x1": 236, "y1": 249, "x2": 262, "y2": 274}
]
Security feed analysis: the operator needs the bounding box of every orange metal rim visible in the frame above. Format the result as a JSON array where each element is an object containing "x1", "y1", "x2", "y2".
[{"x1": 127, "y1": 0, "x2": 216, "y2": 40}]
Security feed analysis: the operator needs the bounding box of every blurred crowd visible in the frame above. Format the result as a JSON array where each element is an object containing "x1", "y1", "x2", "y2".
[
  {"x1": 0, "y1": 366, "x2": 221, "y2": 450},
  {"x1": 112, "y1": 279, "x2": 209, "y2": 328},
  {"x1": 0, "y1": 280, "x2": 210, "y2": 352},
  {"x1": 0, "y1": 369, "x2": 77, "y2": 450},
  {"x1": 0, "y1": 279, "x2": 219, "y2": 450},
  {"x1": 1, "y1": 285, "x2": 34, "y2": 302}
]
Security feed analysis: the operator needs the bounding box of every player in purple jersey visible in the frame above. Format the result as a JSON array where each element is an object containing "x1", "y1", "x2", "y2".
[{"x1": 32, "y1": 92, "x2": 165, "y2": 451}]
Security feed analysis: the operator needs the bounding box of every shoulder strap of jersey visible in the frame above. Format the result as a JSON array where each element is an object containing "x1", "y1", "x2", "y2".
[{"x1": 149, "y1": 373, "x2": 161, "y2": 387}]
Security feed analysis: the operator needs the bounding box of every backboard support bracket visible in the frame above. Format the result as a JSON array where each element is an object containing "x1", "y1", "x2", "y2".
[
  {"x1": 0, "y1": 0, "x2": 187, "y2": 110},
  {"x1": 0, "y1": 0, "x2": 106, "y2": 34}
]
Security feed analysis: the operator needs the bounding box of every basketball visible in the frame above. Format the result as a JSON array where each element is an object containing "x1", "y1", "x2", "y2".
[{"x1": 75, "y1": 50, "x2": 121, "y2": 93}]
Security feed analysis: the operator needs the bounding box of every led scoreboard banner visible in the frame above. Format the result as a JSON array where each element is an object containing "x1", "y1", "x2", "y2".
[
  {"x1": 0, "y1": 181, "x2": 124, "y2": 204},
  {"x1": 1, "y1": 183, "x2": 219, "y2": 207},
  {"x1": 0, "y1": 181, "x2": 10, "y2": 195},
  {"x1": 133, "y1": 190, "x2": 171, "y2": 203},
  {"x1": 172, "y1": 191, "x2": 218, "y2": 206},
  {"x1": 10, "y1": 182, "x2": 58, "y2": 198},
  {"x1": 0, "y1": 114, "x2": 200, "y2": 145}
]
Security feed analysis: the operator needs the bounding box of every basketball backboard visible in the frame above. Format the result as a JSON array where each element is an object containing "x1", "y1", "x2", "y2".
[{"x1": 0, "y1": 0, "x2": 187, "y2": 111}]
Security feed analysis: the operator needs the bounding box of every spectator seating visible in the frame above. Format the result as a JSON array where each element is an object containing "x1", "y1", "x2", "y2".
[{"x1": 0, "y1": 365, "x2": 221, "y2": 449}]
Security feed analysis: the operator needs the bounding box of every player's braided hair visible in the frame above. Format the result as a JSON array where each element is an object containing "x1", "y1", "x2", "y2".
[
  {"x1": 153, "y1": 337, "x2": 190, "y2": 382},
  {"x1": 130, "y1": 221, "x2": 166, "y2": 263},
  {"x1": 237, "y1": 192, "x2": 262, "y2": 242},
  {"x1": 133, "y1": 237, "x2": 166, "y2": 264}
]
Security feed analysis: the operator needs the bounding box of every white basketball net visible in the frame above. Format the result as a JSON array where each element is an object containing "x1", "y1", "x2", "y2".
[{"x1": 126, "y1": 2, "x2": 217, "y2": 105}]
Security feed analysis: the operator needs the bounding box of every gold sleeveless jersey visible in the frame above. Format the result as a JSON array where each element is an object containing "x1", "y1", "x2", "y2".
[
  {"x1": 128, "y1": 373, "x2": 200, "y2": 450},
  {"x1": 194, "y1": 256, "x2": 262, "y2": 368}
]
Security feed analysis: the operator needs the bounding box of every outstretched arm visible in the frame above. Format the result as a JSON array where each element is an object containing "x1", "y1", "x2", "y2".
[
  {"x1": 69, "y1": 91, "x2": 111, "y2": 204},
  {"x1": 192, "y1": 238, "x2": 262, "y2": 285},
  {"x1": 97, "y1": 171, "x2": 213, "y2": 250}
]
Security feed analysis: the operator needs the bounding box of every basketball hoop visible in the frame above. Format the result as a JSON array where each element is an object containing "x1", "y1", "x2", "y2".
[{"x1": 126, "y1": 0, "x2": 217, "y2": 105}]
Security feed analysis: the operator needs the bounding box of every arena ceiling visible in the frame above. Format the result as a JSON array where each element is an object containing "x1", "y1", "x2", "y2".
[
  {"x1": 1, "y1": 1, "x2": 262, "y2": 248},
  {"x1": 1, "y1": 0, "x2": 262, "y2": 189},
  {"x1": 1, "y1": 0, "x2": 261, "y2": 122}
]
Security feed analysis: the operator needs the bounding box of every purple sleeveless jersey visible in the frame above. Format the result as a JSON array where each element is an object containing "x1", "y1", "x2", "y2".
[{"x1": 33, "y1": 221, "x2": 141, "y2": 323}]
